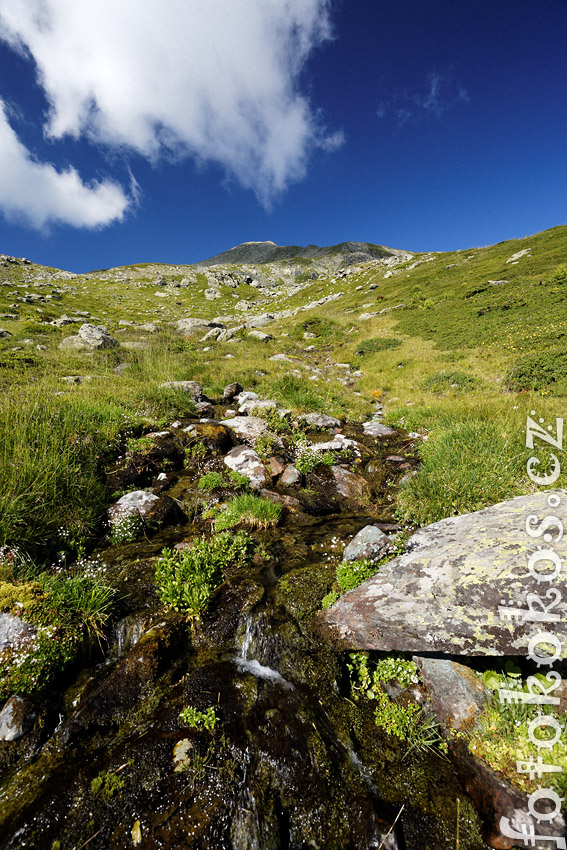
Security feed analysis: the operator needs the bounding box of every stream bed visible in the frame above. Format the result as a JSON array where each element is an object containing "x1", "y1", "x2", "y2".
[{"x1": 0, "y1": 415, "x2": 490, "y2": 850}]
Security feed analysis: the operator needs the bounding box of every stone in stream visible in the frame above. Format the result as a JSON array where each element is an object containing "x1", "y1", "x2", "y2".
[
  {"x1": 224, "y1": 445, "x2": 267, "y2": 490},
  {"x1": 280, "y1": 464, "x2": 301, "y2": 486},
  {"x1": 342, "y1": 525, "x2": 391, "y2": 562},
  {"x1": 362, "y1": 421, "x2": 398, "y2": 438},
  {"x1": 108, "y1": 489, "x2": 179, "y2": 528},
  {"x1": 298, "y1": 412, "x2": 342, "y2": 430},
  {"x1": 0, "y1": 695, "x2": 36, "y2": 742},
  {"x1": 223, "y1": 381, "x2": 243, "y2": 400},
  {"x1": 221, "y1": 416, "x2": 274, "y2": 445},
  {"x1": 320, "y1": 491, "x2": 567, "y2": 655}
]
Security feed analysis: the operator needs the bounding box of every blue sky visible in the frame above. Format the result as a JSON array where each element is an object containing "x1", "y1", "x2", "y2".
[{"x1": 0, "y1": 0, "x2": 565, "y2": 272}]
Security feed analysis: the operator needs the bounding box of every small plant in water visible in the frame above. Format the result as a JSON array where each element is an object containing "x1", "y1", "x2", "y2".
[
  {"x1": 213, "y1": 494, "x2": 282, "y2": 532},
  {"x1": 179, "y1": 705, "x2": 217, "y2": 731},
  {"x1": 90, "y1": 769, "x2": 126, "y2": 801}
]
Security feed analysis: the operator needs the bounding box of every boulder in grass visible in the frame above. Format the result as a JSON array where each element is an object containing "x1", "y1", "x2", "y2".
[
  {"x1": 159, "y1": 380, "x2": 203, "y2": 401},
  {"x1": 0, "y1": 328, "x2": 12, "y2": 338},
  {"x1": 176, "y1": 318, "x2": 224, "y2": 335},
  {"x1": 77, "y1": 324, "x2": 118, "y2": 349}
]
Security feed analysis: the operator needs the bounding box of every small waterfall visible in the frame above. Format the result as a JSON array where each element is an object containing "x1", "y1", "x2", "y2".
[
  {"x1": 234, "y1": 612, "x2": 293, "y2": 689},
  {"x1": 107, "y1": 613, "x2": 146, "y2": 661}
]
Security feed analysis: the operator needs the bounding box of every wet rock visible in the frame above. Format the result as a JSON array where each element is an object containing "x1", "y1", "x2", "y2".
[
  {"x1": 415, "y1": 658, "x2": 488, "y2": 733},
  {"x1": 362, "y1": 421, "x2": 398, "y2": 438},
  {"x1": 159, "y1": 380, "x2": 204, "y2": 400},
  {"x1": 259, "y1": 489, "x2": 301, "y2": 509},
  {"x1": 108, "y1": 489, "x2": 179, "y2": 529},
  {"x1": 195, "y1": 401, "x2": 216, "y2": 417},
  {"x1": 450, "y1": 736, "x2": 566, "y2": 849},
  {"x1": 223, "y1": 381, "x2": 243, "y2": 400},
  {"x1": 224, "y1": 446, "x2": 267, "y2": 490},
  {"x1": 330, "y1": 466, "x2": 368, "y2": 500},
  {"x1": 343, "y1": 525, "x2": 391, "y2": 562},
  {"x1": 221, "y1": 416, "x2": 271, "y2": 445},
  {"x1": 320, "y1": 491, "x2": 567, "y2": 655},
  {"x1": 0, "y1": 613, "x2": 37, "y2": 653},
  {"x1": 181, "y1": 422, "x2": 233, "y2": 453},
  {"x1": 267, "y1": 457, "x2": 286, "y2": 479},
  {"x1": 107, "y1": 435, "x2": 185, "y2": 491},
  {"x1": 298, "y1": 412, "x2": 342, "y2": 430},
  {"x1": 0, "y1": 696, "x2": 35, "y2": 742},
  {"x1": 280, "y1": 464, "x2": 301, "y2": 487}
]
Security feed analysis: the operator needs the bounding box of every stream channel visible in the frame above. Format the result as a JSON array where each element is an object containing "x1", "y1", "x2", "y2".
[{"x1": 0, "y1": 415, "x2": 490, "y2": 850}]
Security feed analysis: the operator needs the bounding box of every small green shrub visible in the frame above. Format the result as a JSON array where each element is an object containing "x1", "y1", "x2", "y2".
[
  {"x1": 155, "y1": 531, "x2": 252, "y2": 617},
  {"x1": 227, "y1": 469, "x2": 250, "y2": 490},
  {"x1": 179, "y1": 705, "x2": 217, "y2": 731},
  {"x1": 251, "y1": 406, "x2": 290, "y2": 435},
  {"x1": 422, "y1": 370, "x2": 478, "y2": 393},
  {"x1": 321, "y1": 590, "x2": 339, "y2": 609},
  {"x1": 186, "y1": 441, "x2": 208, "y2": 460},
  {"x1": 355, "y1": 337, "x2": 402, "y2": 355},
  {"x1": 213, "y1": 494, "x2": 282, "y2": 531},
  {"x1": 253, "y1": 432, "x2": 276, "y2": 460},
  {"x1": 320, "y1": 451, "x2": 336, "y2": 466},
  {"x1": 505, "y1": 350, "x2": 567, "y2": 394},
  {"x1": 336, "y1": 559, "x2": 377, "y2": 593},
  {"x1": 198, "y1": 471, "x2": 226, "y2": 490}
]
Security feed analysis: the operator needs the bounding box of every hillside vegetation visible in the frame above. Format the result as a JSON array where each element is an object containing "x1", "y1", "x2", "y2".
[{"x1": 0, "y1": 226, "x2": 565, "y2": 561}]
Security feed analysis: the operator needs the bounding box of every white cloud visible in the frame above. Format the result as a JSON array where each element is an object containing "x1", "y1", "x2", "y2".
[
  {"x1": 0, "y1": 98, "x2": 128, "y2": 229},
  {"x1": 0, "y1": 0, "x2": 339, "y2": 227}
]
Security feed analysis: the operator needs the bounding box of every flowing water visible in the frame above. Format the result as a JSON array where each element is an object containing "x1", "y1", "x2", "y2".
[{"x1": 0, "y1": 422, "x2": 489, "y2": 850}]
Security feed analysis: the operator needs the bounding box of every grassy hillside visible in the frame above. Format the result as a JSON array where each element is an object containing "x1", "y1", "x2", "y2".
[{"x1": 0, "y1": 226, "x2": 565, "y2": 560}]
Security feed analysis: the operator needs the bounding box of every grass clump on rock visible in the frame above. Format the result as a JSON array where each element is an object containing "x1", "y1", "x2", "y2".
[
  {"x1": 213, "y1": 494, "x2": 282, "y2": 532},
  {"x1": 155, "y1": 531, "x2": 253, "y2": 617}
]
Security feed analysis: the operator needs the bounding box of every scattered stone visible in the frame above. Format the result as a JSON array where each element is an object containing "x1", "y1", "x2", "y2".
[
  {"x1": 415, "y1": 657, "x2": 488, "y2": 734},
  {"x1": 320, "y1": 490, "x2": 567, "y2": 655},
  {"x1": 239, "y1": 398, "x2": 276, "y2": 415},
  {"x1": 221, "y1": 416, "x2": 271, "y2": 445},
  {"x1": 0, "y1": 328, "x2": 12, "y2": 338},
  {"x1": 362, "y1": 422, "x2": 398, "y2": 438},
  {"x1": 385, "y1": 455, "x2": 405, "y2": 462},
  {"x1": 267, "y1": 457, "x2": 286, "y2": 479},
  {"x1": 0, "y1": 695, "x2": 36, "y2": 742},
  {"x1": 205, "y1": 288, "x2": 221, "y2": 300},
  {"x1": 342, "y1": 525, "x2": 391, "y2": 563},
  {"x1": 298, "y1": 413, "x2": 341, "y2": 430},
  {"x1": 114, "y1": 363, "x2": 131, "y2": 374},
  {"x1": 58, "y1": 335, "x2": 91, "y2": 351},
  {"x1": 280, "y1": 464, "x2": 301, "y2": 487},
  {"x1": 60, "y1": 375, "x2": 83, "y2": 384},
  {"x1": 358, "y1": 312, "x2": 378, "y2": 321},
  {"x1": 505, "y1": 248, "x2": 531, "y2": 264},
  {"x1": 224, "y1": 445, "x2": 267, "y2": 490},
  {"x1": 77, "y1": 323, "x2": 118, "y2": 349},
  {"x1": 176, "y1": 318, "x2": 224, "y2": 334},
  {"x1": 259, "y1": 489, "x2": 301, "y2": 509},
  {"x1": 246, "y1": 314, "x2": 273, "y2": 328},
  {"x1": 194, "y1": 401, "x2": 215, "y2": 417},
  {"x1": 247, "y1": 330, "x2": 272, "y2": 342},
  {"x1": 159, "y1": 380, "x2": 204, "y2": 401},
  {"x1": 223, "y1": 382, "x2": 243, "y2": 400},
  {"x1": 330, "y1": 466, "x2": 368, "y2": 500},
  {"x1": 108, "y1": 490, "x2": 178, "y2": 529}
]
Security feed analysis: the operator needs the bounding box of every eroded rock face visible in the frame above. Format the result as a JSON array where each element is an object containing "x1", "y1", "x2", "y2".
[{"x1": 320, "y1": 491, "x2": 567, "y2": 655}]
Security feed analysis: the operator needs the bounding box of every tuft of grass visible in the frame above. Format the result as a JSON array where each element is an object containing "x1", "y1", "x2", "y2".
[
  {"x1": 213, "y1": 494, "x2": 282, "y2": 531},
  {"x1": 421, "y1": 370, "x2": 478, "y2": 394},
  {"x1": 198, "y1": 471, "x2": 226, "y2": 490},
  {"x1": 395, "y1": 417, "x2": 528, "y2": 526}
]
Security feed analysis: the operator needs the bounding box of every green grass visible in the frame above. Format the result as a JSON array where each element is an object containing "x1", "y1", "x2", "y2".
[
  {"x1": 154, "y1": 531, "x2": 253, "y2": 617},
  {"x1": 212, "y1": 494, "x2": 282, "y2": 531}
]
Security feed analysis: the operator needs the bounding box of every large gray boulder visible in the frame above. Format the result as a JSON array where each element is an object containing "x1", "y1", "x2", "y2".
[
  {"x1": 320, "y1": 491, "x2": 567, "y2": 655},
  {"x1": 221, "y1": 416, "x2": 272, "y2": 445},
  {"x1": 77, "y1": 323, "x2": 117, "y2": 349}
]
